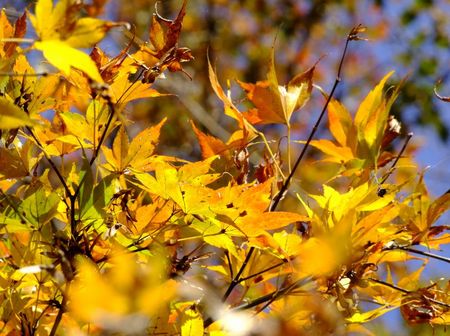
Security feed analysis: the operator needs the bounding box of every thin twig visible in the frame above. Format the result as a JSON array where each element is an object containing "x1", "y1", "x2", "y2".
[
  {"x1": 380, "y1": 132, "x2": 413, "y2": 185},
  {"x1": 397, "y1": 246, "x2": 450, "y2": 264},
  {"x1": 222, "y1": 248, "x2": 254, "y2": 301},
  {"x1": 219, "y1": 25, "x2": 363, "y2": 309},
  {"x1": 49, "y1": 294, "x2": 66, "y2": 336},
  {"x1": 238, "y1": 260, "x2": 286, "y2": 283},
  {"x1": 204, "y1": 276, "x2": 312, "y2": 327},
  {"x1": 224, "y1": 250, "x2": 234, "y2": 280},
  {"x1": 368, "y1": 278, "x2": 450, "y2": 309},
  {"x1": 27, "y1": 127, "x2": 73, "y2": 199},
  {"x1": 270, "y1": 26, "x2": 359, "y2": 212},
  {"x1": 368, "y1": 277, "x2": 409, "y2": 294}
]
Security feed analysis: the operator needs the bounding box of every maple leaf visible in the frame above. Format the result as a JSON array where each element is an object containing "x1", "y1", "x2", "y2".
[
  {"x1": 239, "y1": 46, "x2": 315, "y2": 125},
  {"x1": 103, "y1": 118, "x2": 166, "y2": 173},
  {"x1": 11, "y1": 55, "x2": 57, "y2": 115},
  {"x1": 181, "y1": 306, "x2": 204, "y2": 336},
  {"x1": 308, "y1": 72, "x2": 399, "y2": 172},
  {"x1": 398, "y1": 175, "x2": 450, "y2": 248},
  {"x1": 0, "y1": 10, "x2": 26, "y2": 60},
  {"x1": 58, "y1": 100, "x2": 113, "y2": 150},
  {"x1": 90, "y1": 37, "x2": 160, "y2": 101},
  {"x1": 0, "y1": 96, "x2": 35, "y2": 129},
  {"x1": 29, "y1": 0, "x2": 119, "y2": 48},
  {"x1": 0, "y1": 146, "x2": 30, "y2": 179},
  {"x1": 90, "y1": 44, "x2": 165, "y2": 104},
  {"x1": 28, "y1": 0, "x2": 124, "y2": 82},
  {"x1": 191, "y1": 120, "x2": 256, "y2": 182},
  {"x1": 34, "y1": 40, "x2": 103, "y2": 83},
  {"x1": 201, "y1": 179, "x2": 308, "y2": 237},
  {"x1": 208, "y1": 57, "x2": 245, "y2": 126},
  {"x1": 129, "y1": 0, "x2": 193, "y2": 83},
  {"x1": 1, "y1": 2, "x2": 449, "y2": 334},
  {"x1": 190, "y1": 121, "x2": 229, "y2": 160},
  {"x1": 84, "y1": 0, "x2": 109, "y2": 17}
]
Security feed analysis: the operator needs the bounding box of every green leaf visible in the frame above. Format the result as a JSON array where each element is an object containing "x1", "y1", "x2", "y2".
[
  {"x1": 0, "y1": 216, "x2": 29, "y2": 232},
  {"x1": 19, "y1": 186, "x2": 60, "y2": 227},
  {"x1": 78, "y1": 157, "x2": 94, "y2": 220},
  {"x1": 81, "y1": 175, "x2": 116, "y2": 221}
]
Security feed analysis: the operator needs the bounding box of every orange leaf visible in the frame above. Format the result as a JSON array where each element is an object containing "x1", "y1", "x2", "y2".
[
  {"x1": 239, "y1": 45, "x2": 315, "y2": 125},
  {"x1": 208, "y1": 57, "x2": 244, "y2": 126},
  {"x1": 239, "y1": 80, "x2": 285, "y2": 124},
  {"x1": 239, "y1": 212, "x2": 309, "y2": 236},
  {"x1": 112, "y1": 126, "x2": 130, "y2": 172},
  {"x1": 191, "y1": 121, "x2": 229, "y2": 159},
  {"x1": 327, "y1": 98, "x2": 353, "y2": 147}
]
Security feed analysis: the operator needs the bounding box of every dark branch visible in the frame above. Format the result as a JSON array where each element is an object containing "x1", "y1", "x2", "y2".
[
  {"x1": 48, "y1": 295, "x2": 66, "y2": 336},
  {"x1": 269, "y1": 25, "x2": 364, "y2": 212},
  {"x1": 27, "y1": 127, "x2": 73, "y2": 199},
  {"x1": 219, "y1": 24, "x2": 362, "y2": 309},
  {"x1": 380, "y1": 132, "x2": 413, "y2": 185},
  {"x1": 397, "y1": 246, "x2": 450, "y2": 264}
]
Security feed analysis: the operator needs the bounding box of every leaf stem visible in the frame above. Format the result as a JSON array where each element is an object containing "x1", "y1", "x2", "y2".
[
  {"x1": 222, "y1": 248, "x2": 254, "y2": 301},
  {"x1": 238, "y1": 260, "x2": 286, "y2": 282},
  {"x1": 368, "y1": 278, "x2": 450, "y2": 309},
  {"x1": 287, "y1": 125, "x2": 292, "y2": 173},
  {"x1": 218, "y1": 25, "x2": 362, "y2": 316},
  {"x1": 27, "y1": 127, "x2": 73, "y2": 199},
  {"x1": 204, "y1": 276, "x2": 312, "y2": 328},
  {"x1": 397, "y1": 246, "x2": 450, "y2": 264},
  {"x1": 0, "y1": 37, "x2": 35, "y2": 43},
  {"x1": 49, "y1": 294, "x2": 66, "y2": 336},
  {"x1": 270, "y1": 26, "x2": 356, "y2": 212}
]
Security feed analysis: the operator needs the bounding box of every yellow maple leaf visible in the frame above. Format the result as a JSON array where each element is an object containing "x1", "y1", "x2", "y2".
[
  {"x1": 34, "y1": 40, "x2": 103, "y2": 82},
  {"x1": 29, "y1": 0, "x2": 117, "y2": 48},
  {"x1": 0, "y1": 96, "x2": 34, "y2": 129},
  {"x1": 239, "y1": 46, "x2": 315, "y2": 125},
  {"x1": 354, "y1": 71, "x2": 395, "y2": 158},
  {"x1": 181, "y1": 306, "x2": 204, "y2": 336},
  {"x1": 309, "y1": 71, "x2": 398, "y2": 169}
]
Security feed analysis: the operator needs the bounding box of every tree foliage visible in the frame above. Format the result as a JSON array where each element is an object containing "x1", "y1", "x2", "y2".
[{"x1": 0, "y1": 1, "x2": 449, "y2": 335}]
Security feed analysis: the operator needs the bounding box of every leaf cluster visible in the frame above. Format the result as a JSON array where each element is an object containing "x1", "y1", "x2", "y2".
[{"x1": 0, "y1": 1, "x2": 449, "y2": 335}]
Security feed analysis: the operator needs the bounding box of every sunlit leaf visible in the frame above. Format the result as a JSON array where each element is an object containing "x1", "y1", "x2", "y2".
[
  {"x1": 347, "y1": 305, "x2": 398, "y2": 323},
  {"x1": 327, "y1": 98, "x2": 353, "y2": 147},
  {"x1": 354, "y1": 71, "x2": 394, "y2": 159},
  {"x1": 34, "y1": 40, "x2": 103, "y2": 82},
  {"x1": 127, "y1": 118, "x2": 166, "y2": 171},
  {"x1": 181, "y1": 306, "x2": 204, "y2": 336},
  {"x1": 191, "y1": 121, "x2": 229, "y2": 159},
  {"x1": 19, "y1": 186, "x2": 60, "y2": 227},
  {"x1": 0, "y1": 96, "x2": 34, "y2": 129},
  {"x1": 65, "y1": 18, "x2": 120, "y2": 48},
  {"x1": 208, "y1": 57, "x2": 244, "y2": 126}
]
